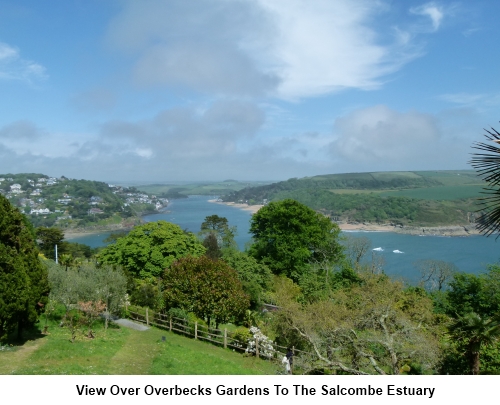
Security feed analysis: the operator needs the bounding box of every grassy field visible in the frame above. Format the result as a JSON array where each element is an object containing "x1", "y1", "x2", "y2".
[
  {"x1": 0, "y1": 320, "x2": 278, "y2": 375},
  {"x1": 379, "y1": 185, "x2": 486, "y2": 200}
]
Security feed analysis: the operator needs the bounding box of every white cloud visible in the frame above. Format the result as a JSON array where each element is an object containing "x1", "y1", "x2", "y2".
[
  {"x1": 439, "y1": 92, "x2": 485, "y2": 105},
  {"x1": 106, "y1": 0, "x2": 426, "y2": 100},
  {"x1": 0, "y1": 120, "x2": 44, "y2": 140},
  {"x1": 410, "y1": 2, "x2": 444, "y2": 32},
  {"x1": 328, "y1": 105, "x2": 470, "y2": 171},
  {"x1": 0, "y1": 42, "x2": 47, "y2": 83}
]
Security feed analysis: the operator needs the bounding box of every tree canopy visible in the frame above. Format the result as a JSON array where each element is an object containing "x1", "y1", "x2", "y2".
[
  {"x1": 163, "y1": 256, "x2": 249, "y2": 328},
  {"x1": 36, "y1": 227, "x2": 65, "y2": 261},
  {"x1": 249, "y1": 199, "x2": 343, "y2": 281},
  {"x1": 99, "y1": 221, "x2": 205, "y2": 280},
  {"x1": 221, "y1": 249, "x2": 272, "y2": 309},
  {"x1": 200, "y1": 214, "x2": 237, "y2": 250},
  {"x1": 271, "y1": 272, "x2": 440, "y2": 375},
  {"x1": 0, "y1": 195, "x2": 49, "y2": 340}
]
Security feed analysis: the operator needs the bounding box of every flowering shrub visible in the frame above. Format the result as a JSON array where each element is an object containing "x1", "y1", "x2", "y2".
[{"x1": 245, "y1": 326, "x2": 275, "y2": 359}]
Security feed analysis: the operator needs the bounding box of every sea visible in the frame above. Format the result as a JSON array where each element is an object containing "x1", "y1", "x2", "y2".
[{"x1": 66, "y1": 195, "x2": 500, "y2": 284}]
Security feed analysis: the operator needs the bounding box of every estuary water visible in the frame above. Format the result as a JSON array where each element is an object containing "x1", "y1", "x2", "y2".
[{"x1": 67, "y1": 195, "x2": 500, "y2": 283}]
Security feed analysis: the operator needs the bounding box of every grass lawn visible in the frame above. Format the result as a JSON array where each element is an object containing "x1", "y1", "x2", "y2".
[{"x1": 0, "y1": 320, "x2": 278, "y2": 375}]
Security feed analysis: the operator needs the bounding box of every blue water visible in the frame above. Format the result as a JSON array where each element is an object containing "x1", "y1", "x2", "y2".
[
  {"x1": 66, "y1": 195, "x2": 500, "y2": 282},
  {"x1": 345, "y1": 231, "x2": 500, "y2": 283}
]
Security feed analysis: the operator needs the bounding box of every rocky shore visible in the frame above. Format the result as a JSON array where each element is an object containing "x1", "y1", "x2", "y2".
[
  {"x1": 338, "y1": 222, "x2": 480, "y2": 237},
  {"x1": 393, "y1": 225, "x2": 480, "y2": 237}
]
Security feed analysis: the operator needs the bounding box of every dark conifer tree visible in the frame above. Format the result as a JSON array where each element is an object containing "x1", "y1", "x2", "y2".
[{"x1": 0, "y1": 195, "x2": 49, "y2": 341}]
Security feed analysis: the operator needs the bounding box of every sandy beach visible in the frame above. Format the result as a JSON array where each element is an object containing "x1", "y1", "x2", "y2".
[{"x1": 208, "y1": 199, "x2": 263, "y2": 214}]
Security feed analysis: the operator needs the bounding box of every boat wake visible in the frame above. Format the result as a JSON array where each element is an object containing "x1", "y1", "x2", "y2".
[
  {"x1": 393, "y1": 250, "x2": 404, "y2": 254},
  {"x1": 372, "y1": 247, "x2": 384, "y2": 252}
]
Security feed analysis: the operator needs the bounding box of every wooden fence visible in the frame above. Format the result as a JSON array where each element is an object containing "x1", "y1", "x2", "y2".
[{"x1": 126, "y1": 306, "x2": 308, "y2": 368}]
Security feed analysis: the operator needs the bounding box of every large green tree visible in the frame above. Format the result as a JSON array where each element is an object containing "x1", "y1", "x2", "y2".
[
  {"x1": 249, "y1": 199, "x2": 343, "y2": 281},
  {"x1": 0, "y1": 195, "x2": 49, "y2": 341},
  {"x1": 163, "y1": 256, "x2": 249, "y2": 328},
  {"x1": 99, "y1": 221, "x2": 205, "y2": 280}
]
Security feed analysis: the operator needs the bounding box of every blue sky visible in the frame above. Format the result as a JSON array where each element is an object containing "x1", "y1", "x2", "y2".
[{"x1": 0, "y1": 0, "x2": 498, "y2": 182}]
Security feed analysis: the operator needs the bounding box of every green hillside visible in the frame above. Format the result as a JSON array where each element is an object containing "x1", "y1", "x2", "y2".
[
  {"x1": 222, "y1": 170, "x2": 485, "y2": 226},
  {"x1": 0, "y1": 173, "x2": 164, "y2": 230}
]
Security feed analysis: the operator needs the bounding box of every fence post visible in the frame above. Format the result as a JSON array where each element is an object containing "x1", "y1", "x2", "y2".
[
  {"x1": 195, "y1": 321, "x2": 198, "y2": 340},
  {"x1": 224, "y1": 328, "x2": 227, "y2": 349},
  {"x1": 146, "y1": 308, "x2": 149, "y2": 326},
  {"x1": 256, "y1": 338, "x2": 259, "y2": 358},
  {"x1": 169, "y1": 317, "x2": 172, "y2": 332},
  {"x1": 291, "y1": 346, "x2": 295, "y2": 375}
]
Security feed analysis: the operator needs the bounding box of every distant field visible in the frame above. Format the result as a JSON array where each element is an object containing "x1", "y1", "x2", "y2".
[
  {"x1": 380, "y1": 185, "x2": 486, "y2": 201},
  {"x1": 138, "y1": 180, "x2": 272, "y2": 197}
]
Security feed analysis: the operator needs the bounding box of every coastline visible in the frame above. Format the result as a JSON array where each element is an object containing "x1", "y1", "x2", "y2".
[
  {"x1": 338, "y1": 222, "x2": 480, "y2": 237},
  {"x1": 207, "y1": 199, "x2": 480, "y2": 237}
]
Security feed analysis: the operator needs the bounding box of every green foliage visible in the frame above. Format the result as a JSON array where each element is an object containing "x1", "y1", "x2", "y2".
[
  {"x1": 440, "y1": 265, "x2": 500, "y2": 374},
  {"x1": 0, "y1": 195, "x2": 49, "y2": 341},
  {"x1": 200, "y1": 214, "x2": 237, "y2": 249},
  {"x1": 202, "y1": 233, "x2": 222, "y2": 260},
  {"x1": 222, "y1": 170, "x2": 482, "y2": 226},
  {"x1": 130, "y1": 281, "x2": 160, "y2": 310},
  {"x1": 99, "y1": 221, "x2": 206, "y2": 280},
  {"x1": 223, "y1": 171, "x2": 443, "y2": 203},
  {"x1": 249, "y1": 199, "x2": 343, "y2": 281},
  {"x1": 271, "y1": 271, "x2": 440, "y2": 375},
  {"x1": 47, "y1": 261, "x2": 127, "y2": 322},
  {"x1": 470, "y1": 126, "x2": 500, "y2": 236},
  {"x1": 446, "y1": 267, "x2": 500, "y2": 318},
  {"x1": 221, "y1": 250, "x2": 273, "y2": 309},
  {"x1": 36, "y1": 227, "x2": 65, "y2": 259},
  {"x1": 163, "y1": 256, "x2": 250, "y2": 328}
]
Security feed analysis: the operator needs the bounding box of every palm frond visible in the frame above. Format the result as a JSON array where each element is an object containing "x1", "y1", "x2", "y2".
[{"x1": 470, "y1": 125, "x2": 500, "y2": 237}]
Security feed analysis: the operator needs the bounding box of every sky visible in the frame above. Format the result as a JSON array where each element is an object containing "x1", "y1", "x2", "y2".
[{"x1": 0, "y1": 0, "x2": 499, "y2": 182}]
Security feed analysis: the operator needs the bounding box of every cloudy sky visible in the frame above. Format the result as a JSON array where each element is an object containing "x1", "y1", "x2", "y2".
[{"x1": 0, "y1": 0, "x2": 498, "y2": 182}]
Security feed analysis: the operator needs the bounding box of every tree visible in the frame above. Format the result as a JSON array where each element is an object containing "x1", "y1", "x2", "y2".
[
  {"x1": 271, "y1": 272, "x2": 441, "y2": 375},
  {"x1": 249, "y1": 199, "x2": 343, "y2": 281},
  {"x1": 442, "y1": 266, "x2": 500, "y2": 374},
  {"x1": 202, "y1": 232, "x2": 222, "y2": 260},
  {"x1": 343, "y1": 235, "x2": 371, "y2": 267},
  {"x1": 99, "y1": 221, "x2": 206, "y2": 280},
  {"x1": 415, "y1": 259, "x2": 457, "y2": 291},
  {"x1": 470, "y1": 125, "x2": 500, "y2": 236},
  {"x1": 36, "y1": 227, "x2": 65, "y2": 260},
  {"x1": 47, "y1": 261, "x2": 127, "y2": 332},
  {"x1": 199, "y1": 215, "x2": 237, "y2": 249},
  {"x1": 221, "y1": 249, "x2": 272, "y2": 309},
  {"x1": 449, "y1": 312, "x2": 500, "y2": 375},
  {"x1": 163, "y1": 256, "x2": 249, "y2": 328},
  {"x1": 0, "y1": 195, "x2": 49, "y2": 341}
]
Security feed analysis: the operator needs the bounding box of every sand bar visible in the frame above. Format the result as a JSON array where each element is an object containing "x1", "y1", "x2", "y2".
[{"x1": 208, "y1": 199, "x2": 263, "y2": 214}]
